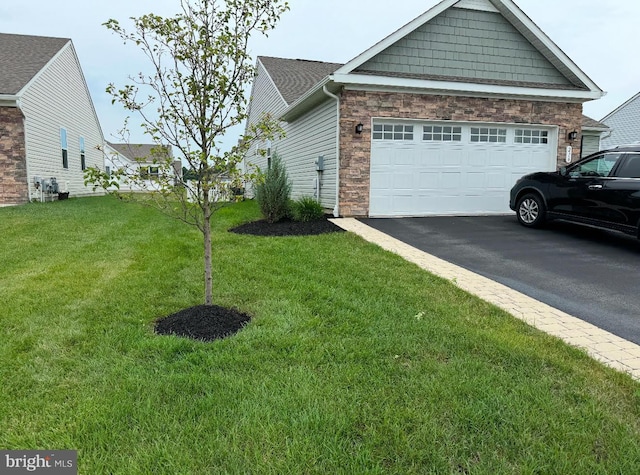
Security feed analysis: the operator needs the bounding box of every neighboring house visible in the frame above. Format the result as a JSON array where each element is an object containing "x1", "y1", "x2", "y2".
[
  {"x1": 104, "y1": 142, "x2": 181, "y2": 191},
  {"x1": 580, "y1": 115, "x2": 609, "y2": 158},
  {"x1": 244, "y1": 0, "x2": 605, "y2": 217},
  {"x1": 0, "y1": 33, "x2": 104, "y2": 205},
  {"x1": 600, "y1": 91, "x2": 640, "y2": 150}
]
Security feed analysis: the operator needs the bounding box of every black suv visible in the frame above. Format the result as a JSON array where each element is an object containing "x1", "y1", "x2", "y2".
[{"x1": 510, "y1": 145, "x2": 640, "y2": 238}]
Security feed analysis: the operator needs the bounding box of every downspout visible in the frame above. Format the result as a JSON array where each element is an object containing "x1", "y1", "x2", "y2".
[
  {"x1": 600, "y1": 129, "x2": 613, "y2": 149},
  {"x1": 322, "y1": 85, "x2": 341, "y2": 217}
]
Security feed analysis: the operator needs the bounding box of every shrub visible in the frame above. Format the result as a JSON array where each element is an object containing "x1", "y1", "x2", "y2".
[
  {"x1": 291, "y1": 196, "x2": 325, "y2": 222},
  {"x1": 254, "y1": 154, "x2": 291, "y2": 223}
]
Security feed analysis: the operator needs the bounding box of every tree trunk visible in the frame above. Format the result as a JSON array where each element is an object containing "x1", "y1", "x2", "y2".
[{"x1": 203, "y1": 200, "x2": 213, "y2": 306}]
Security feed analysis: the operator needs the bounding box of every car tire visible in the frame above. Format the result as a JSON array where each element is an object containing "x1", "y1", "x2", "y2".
[{"x1": 516, "y1": 193, "x2": 546, "y2": 228}]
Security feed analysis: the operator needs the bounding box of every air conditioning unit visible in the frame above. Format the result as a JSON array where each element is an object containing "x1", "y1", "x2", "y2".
[{"x1": 42, "y1": 177, "x2": 59, "y2": 194}]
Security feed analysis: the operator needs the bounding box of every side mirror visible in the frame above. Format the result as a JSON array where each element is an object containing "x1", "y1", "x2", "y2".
[{"x1": 559, "y1": 167, "x2": 568, "y2": 177}]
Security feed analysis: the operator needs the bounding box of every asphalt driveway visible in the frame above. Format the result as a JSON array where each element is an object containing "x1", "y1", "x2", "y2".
[{"x1": 360, "y1": 215, "x2": 640, "y2": 346}]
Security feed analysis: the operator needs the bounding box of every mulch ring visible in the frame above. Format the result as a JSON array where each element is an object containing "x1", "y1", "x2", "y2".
[
  {"x1": 155, "y1": 305, "x2": 251, "y2": 342},
  {"x1": 229, "y1": 217, "x2": 345, "y2": 237}
]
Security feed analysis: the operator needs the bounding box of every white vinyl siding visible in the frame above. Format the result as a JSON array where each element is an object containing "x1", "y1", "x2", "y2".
[
  {"x1": 20, "y1": 43, "x2": 104, "y2": 198},
  {"x1": 244, "y1": 60, "x2": 288, "y2": 161},
  {"x1": 244, "y1": 60, "x2": 338, "y2": 210},
  {"x1": 601, "y1": 94, "x2": 640, "y2": 149},
  {"x1": 273, "y1": 99, "x2": 337, "y2": 207}
]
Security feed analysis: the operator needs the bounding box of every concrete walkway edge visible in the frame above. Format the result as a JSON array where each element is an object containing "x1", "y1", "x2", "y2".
[{"x1": 331, "y1": 218, "x2": 640, "y2": 380}]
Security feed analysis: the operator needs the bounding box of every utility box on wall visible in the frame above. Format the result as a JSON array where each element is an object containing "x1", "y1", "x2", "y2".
[{"x1": 315, "y1": 156, "x2": 324, "y2": 172}]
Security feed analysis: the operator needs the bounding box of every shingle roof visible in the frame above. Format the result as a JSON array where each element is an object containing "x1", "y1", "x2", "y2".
[
  {"x1": 582, "y1": 115, "x2": 609, "y2": 130},
  {"x1": 258, "y1": 56, "x2": 343, "y2": 105},
  {"x1": 0, "y1": 33, "x2": 70, "y2": 95},
  {"x1": 107, "y1": 143, "x2": 174, "y2": 162}
]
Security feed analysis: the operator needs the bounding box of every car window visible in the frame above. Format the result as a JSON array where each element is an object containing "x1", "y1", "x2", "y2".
[
  {"x1": 613, "y1": 154, "x2": 640, "y2": 178},
  {"x1": 569, "y1": 153, "x2": 623, "y2": 178}
]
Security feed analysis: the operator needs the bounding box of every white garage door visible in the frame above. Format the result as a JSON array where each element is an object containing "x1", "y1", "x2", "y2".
[{"x1": 369, "y1": 121, "x2": 557, "y2": 216}]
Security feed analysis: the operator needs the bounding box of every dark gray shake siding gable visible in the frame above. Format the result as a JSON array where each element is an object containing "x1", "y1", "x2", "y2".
[{"x1": 355, "y1": 8, "x2": 574, "y2": 88}]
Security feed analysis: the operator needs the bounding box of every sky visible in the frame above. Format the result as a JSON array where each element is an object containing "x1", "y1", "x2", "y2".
[{"x1": 1, "y1": 0, "x2": 639, "y2": 151}]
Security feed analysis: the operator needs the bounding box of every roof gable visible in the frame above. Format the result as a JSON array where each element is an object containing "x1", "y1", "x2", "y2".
[
  {"x1": 258, "y1": 56, "x2": 343, "y2": 105},
  {"x1": 600, "y1": 91, "x2": 640, "y2": 123},
  {"x1": 107, "y1": 142, "x2": 174, "y2": 163},
  {"x1": 335, "y1": 0, "x2": 601, "y2": 94},
  {"x1": 0, "y1": 33, "x2": 70, "y2": 95},
  {"x1": 354, "y1": 7, "x2": 575, "y2": 90}
]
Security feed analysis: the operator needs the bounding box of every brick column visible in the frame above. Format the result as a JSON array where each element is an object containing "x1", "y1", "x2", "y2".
[{"x1": 0, "y1": 107, "x2": 28, "y2": 205}]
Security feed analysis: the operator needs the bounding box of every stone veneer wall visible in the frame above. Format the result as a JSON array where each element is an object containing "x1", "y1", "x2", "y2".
[
  {"x1": 0, "y1": 107, "x2": 28, "y2": 205},
  {"x1": 338, "y1": 90, "x2": 583, "y2": 217}
]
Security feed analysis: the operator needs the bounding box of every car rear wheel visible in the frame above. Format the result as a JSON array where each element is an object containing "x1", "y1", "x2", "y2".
[{"x1": 517, "y1": 193, "x2": 546, "y2": 228}]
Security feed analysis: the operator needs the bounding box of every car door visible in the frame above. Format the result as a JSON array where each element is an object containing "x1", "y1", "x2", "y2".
[
  {"x1": 561, "y1": 152, "x2": 625, "y2": 222},
  {"x1": 597, "y1": 153, "x2": 640, "y2": 230}
]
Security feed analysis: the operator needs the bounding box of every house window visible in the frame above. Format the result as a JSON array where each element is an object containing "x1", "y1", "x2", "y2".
[
  {"x1": 266, "y1": 139, "x2": 272, "y2": 169},
  {"x1": 373, "y1": 124, "x2": 414, "y2": 141},
  {"x1": 515, "y1": 129, "x2": 549, "y2": 144},
  {"x1": 105, "y1": 166, "x2": 111, "y2": 178},
  {"x1": 60, "y1": 128, "x2": 68, "y2": 168},
  {"x1": 470, "y1": 127, "x2": 507, "y2": 143},
  {"x1": 141, "y1": 166, "x2": 159, "y2": 180},
  {"x1": 79, "y1": 137, "x2": 86, "y2": 170},
  {"x1": 423, "y1": 125, "x2": 462, "y2": 142}
]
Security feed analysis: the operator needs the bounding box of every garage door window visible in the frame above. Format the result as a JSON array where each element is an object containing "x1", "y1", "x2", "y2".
[
  {"x1": 471, "y1": 127, "x2": 507, "y2": 143},
  {"x1": 515, "y1": 129, "x2": 548, "y2": 144},
  {"x1": 373, "y1": 124, "x2": 414, "y2": 141},
  {"x1": 423, "y1": 125, "x2": 462, "y2": 142}
]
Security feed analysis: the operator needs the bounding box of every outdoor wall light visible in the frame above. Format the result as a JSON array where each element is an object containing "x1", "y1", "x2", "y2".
[
  {"x1": 355, "y1": 123, "x2": 364, "y2": 134},
  {"x1": 567, "y1": 130, "x2": 578, "y2": 142}
]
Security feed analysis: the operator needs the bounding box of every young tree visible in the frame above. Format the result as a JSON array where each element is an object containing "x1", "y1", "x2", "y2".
[{"x1": 86, "y1": 0, "x2": 288, "y2": 305}]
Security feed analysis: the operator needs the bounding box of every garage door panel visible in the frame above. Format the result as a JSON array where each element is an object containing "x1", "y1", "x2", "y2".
[
  {"x1": 441, "y1": 172, "x2": 462, "y2": 189},
  {"x1": 468, "y1": 153, "x2": 487, "y2": 166},
  {"x1": 489, "y1": 150, "x2": 513, "y2": 167},
  {"x1": 370, "y1": 173, "x2": 391, "y2": 189},
  {"x1": 419, "y1": 172, "x2": 439, "y2": 189},
  {"x1": 370, "y1": 121, "x2": 556, "y2": 216},
  {"x1": 443, "y1": 151, "x2": 464, "y2": 166},
  {"x1": 466, "y1": 172, "x2": 486, "y2": 189}
]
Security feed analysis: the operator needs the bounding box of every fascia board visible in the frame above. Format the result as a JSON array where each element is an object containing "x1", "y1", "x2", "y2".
[
  {"x1": 490, "y1": 0, "x2": 603, "y2": 94},
  {"x1": 332, "y1": 73, "x2": 604, "y2": 101},
  {"x1": 334, "y1": 0, "x2": 459, "y2": 75}
]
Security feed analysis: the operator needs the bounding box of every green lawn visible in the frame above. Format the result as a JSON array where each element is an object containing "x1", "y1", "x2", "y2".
[{"x1": 1, "y1": 196, "x2": 639, "y2": 474}]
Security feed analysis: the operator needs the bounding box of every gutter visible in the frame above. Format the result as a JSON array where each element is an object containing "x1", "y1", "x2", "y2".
[
  {"x1": 0, "y1": 94, "x2": 19, "y2": 107},
  {"x1": 322, "y1": 85, "x2": 341, "y2": 217}
]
